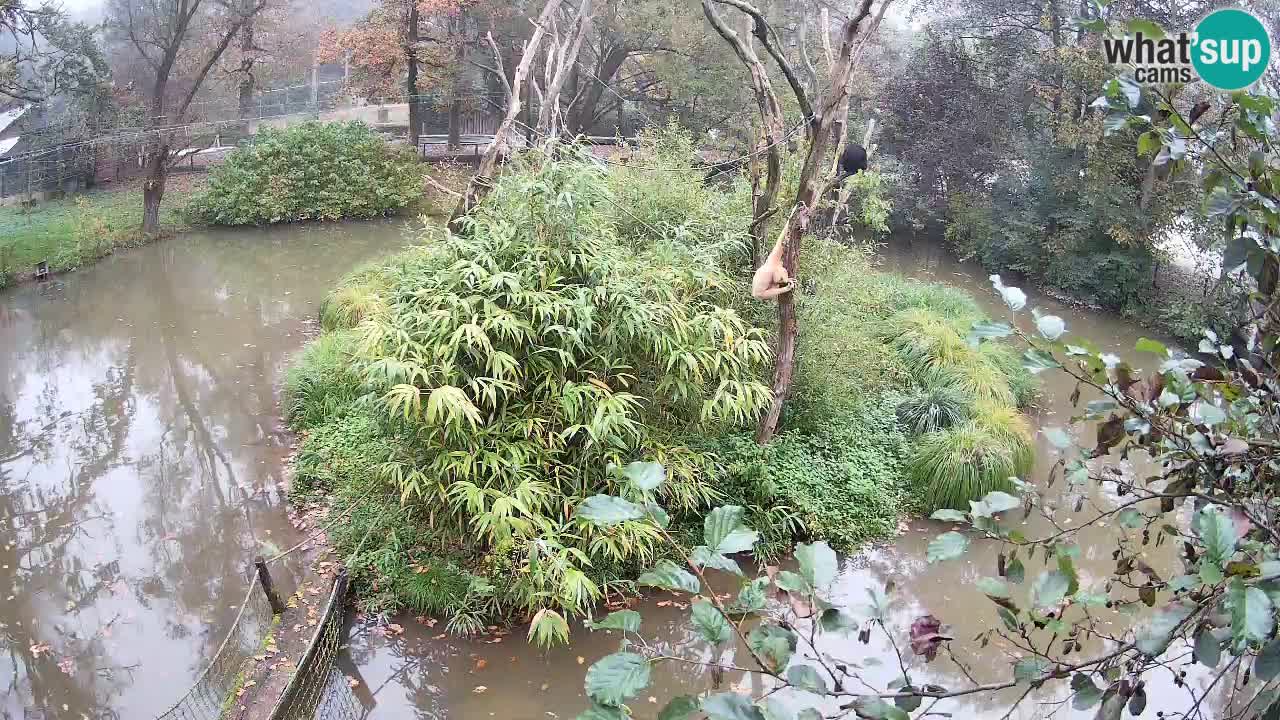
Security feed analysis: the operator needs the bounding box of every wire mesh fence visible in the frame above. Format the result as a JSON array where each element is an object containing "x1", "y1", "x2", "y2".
[
  {"x1": 154, "y1": 575, "x2": 277, "y2": 720},
  {"x1": 268, "y1": 570, "x2": 357, "y2": 720}
]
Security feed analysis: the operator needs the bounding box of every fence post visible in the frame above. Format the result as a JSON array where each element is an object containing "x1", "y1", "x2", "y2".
[{"x1": 254, "y1": 556, "x2": 287, "y2": 614}]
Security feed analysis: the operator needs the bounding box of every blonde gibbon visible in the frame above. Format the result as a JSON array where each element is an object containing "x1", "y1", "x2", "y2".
[{"x1": 751, "y1": 227, "x2": 795, "y2": 301}]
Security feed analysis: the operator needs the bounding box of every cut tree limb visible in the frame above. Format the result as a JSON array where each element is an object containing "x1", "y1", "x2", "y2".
[{"x1": 449, "y1": 0, "x2": 564, "y2": 230}]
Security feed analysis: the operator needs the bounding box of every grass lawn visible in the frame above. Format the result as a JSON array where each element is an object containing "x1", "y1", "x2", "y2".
[{"x1": 0, "y1": 173, "x2": 205, "y2": 288}]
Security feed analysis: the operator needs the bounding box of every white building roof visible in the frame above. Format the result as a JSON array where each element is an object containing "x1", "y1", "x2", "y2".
[{"x1": 0, "y1": 104, "x2": 29, "y2": 135}]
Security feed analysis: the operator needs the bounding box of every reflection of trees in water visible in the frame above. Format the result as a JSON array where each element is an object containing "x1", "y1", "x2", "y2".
[
  {"x1": 342, "y1": 621, "x2": 452, "y2": 720},
  {"x1": 0, "y1": 224, "x2": 407, "y2": 718}
]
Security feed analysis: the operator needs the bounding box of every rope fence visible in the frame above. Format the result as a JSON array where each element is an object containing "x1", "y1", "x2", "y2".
[
  {"x1": 267, "y1": 570, "x2": 357, "y2": 720},
  {"x1": 153, "y1": 574, "x2": 276, "y2": 720}
]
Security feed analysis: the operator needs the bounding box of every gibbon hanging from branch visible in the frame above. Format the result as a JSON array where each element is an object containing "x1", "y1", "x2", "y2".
[{"x1": 751, "y1": 206, "x2": 803, "y2": 300}]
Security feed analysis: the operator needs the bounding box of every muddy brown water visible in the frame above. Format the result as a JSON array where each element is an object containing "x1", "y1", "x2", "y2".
[
  {"x1": 341, "y1": 239, "x2": 1233, "y2": 720},
  {"x1": 0, "y1": 220, "x2": 410, "y2": 719},
  {"x1": 0, "y1": 225, "x2": 1228, "y2": 720}
]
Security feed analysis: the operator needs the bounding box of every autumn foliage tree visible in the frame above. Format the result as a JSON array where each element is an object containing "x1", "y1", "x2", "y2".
[{"x1": 106, "y1": 0, "x2": 268, "y2": 235}]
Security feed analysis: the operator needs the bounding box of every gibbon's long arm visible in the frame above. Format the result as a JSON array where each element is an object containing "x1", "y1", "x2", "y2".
[{"x1": 751, "y1": 230, "x2": 794, "y2": 300}]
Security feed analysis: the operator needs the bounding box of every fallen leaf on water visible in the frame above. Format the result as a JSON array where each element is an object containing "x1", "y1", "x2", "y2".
[
  {"x1": 540, "y1": 683, "x2": 549, "y2": 692},
  {"x1": 386, "y1": 623, "x2": 404, "y2": 635},
  {"x1": 29, "y1": 643, "x2": 50, "y2": 657},
  {"x1": 348, "y1": 678, "x2": 360, "y2": 689},
  {"x1": 57, "y1": 658, "x2": 75, "y2": 675},
  {"x1": 472, "y1": 658, "x2": 488, "y2": 672},
  {"x1": 433, "y1": 633, "x2": 447, "y2": 640},
  {"x1": 473, "y1": 685, "x2": 488, "y2": 694},
  {"x1": 576, "y1": 656, "x2": 584, "y2": 665},
  {"x1": 648, "y1": 697, "x2": 658, "y2": 704}
]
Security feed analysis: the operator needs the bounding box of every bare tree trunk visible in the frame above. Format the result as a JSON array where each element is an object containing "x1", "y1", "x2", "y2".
[
  {"x1": 407, "y1": 0, "x2": 421, "y2": 148},
  {"x1": 705, "y1": 0, "x2": 878, "y2": 443},
  {"x1": 142, "y1": 142, "x2": 168, "y2": 236},
  {"x1": 448, "y1": 96, "x2": 462, "y2": 148},
  {"x1": 237, "y1": 9, "x2": 256, "y2": 120},
  {"x1": 447, "y1": 11, "x2": 466, "y2": 149},
  {"x1": 535, "y1": 0, "x2": 593, "y2": 141},
  {"x1": 702, "y1": 0, "x2": 785, "y2": 267},
  {"x1": 450, "y1": 0, "x2": 564, "y2": 228}
]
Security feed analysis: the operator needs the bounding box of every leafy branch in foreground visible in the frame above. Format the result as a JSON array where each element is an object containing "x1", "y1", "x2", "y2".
[
  {"x1": 575, "y1": 47, "x2": 1280, "y2": 720},
  {"x1": 574, "y1": 464, "x2": 1141, "y2": 720}
]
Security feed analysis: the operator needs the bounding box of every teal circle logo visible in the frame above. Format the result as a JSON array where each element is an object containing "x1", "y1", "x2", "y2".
[{"x1": 1192, "y1": 9, "x2": 1271, "y2": 91}]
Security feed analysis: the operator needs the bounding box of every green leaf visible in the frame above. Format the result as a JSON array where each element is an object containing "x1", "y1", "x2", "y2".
[
  {"x1": 1135, "y1": 337, "x2": 1167, "y2": 355},
  {"x1": 1223, "y1": 232, "x2": 1253, "y2": 271},
  {"x1": 588, "y1": 610, "x2": 641, "y2": 633},
  {"x1": 701, "y1": 692, "x2": 764, "y2": 720},
  {"x1": 759, "y1": 698, "x2": 796, "y2": 720},
  {"x1": 704, "y1": 506, "x2": 759, "y2": 555},
  {"x1": 691, "y1": 546, "x2": 743, "y2": 576},
  {"x1": 970, "y1": 491, "x2": 1021, "y2": 517},
  {"x1": 786, "y1": 664, "x2": 829, "y2": 694},
  {"x1": 1023, "y1": 348, "x2": 1062, "y2": 374},
  {"x1": 1197, "y1": 507, "x2": 1237, "y2": 566},
  {"x1": 584, "y1": 652, "x2": 651, "y2": 707},
  {"x1": 976, "y1": 577, "x2": 1011, "y2": 598},
  {"x1": 819, "y1": 607, "x2": 858, "y2": 633},
  {"x1": 1136, "y1": 601, "x2": 1195, "y2": 655},
  {"x1": 1256, "y1": 639, "x2": 1280, "y2": 680},
  {"x1": 1193, "y1": 400, "x2": 1227, "y2": 427},
  {"x1": 623, "y1": 461, "x2": 665, "y2": 492},
  {"x1": 638, "y1": 560, "x2": 700, "y2": 594},
  {"x1": 968, "y1": 320, "x2": 1013, "y2": 345},
  {"x1": 850, "y1": 698, "x2": 909, "y2": 720},
  {"x1": 930, "y1": 509, "x2": 967, "y2": 522},
  {"x1": 733, "y1": 578, "x2": 769, "y2": 613},
  {"x1": 1014, "y1": 656, "x2": 1050, "y2": 682},
  {"x1": 1031, "y1": 570, "x2": 1070, "y2": 609},
  {"x1": 576, "y1": 495, "x2": 645, "y2": 527},
  {"x1": 576, "y1": 702, "x2": 628, "y2": 720},
  {"x1": 1118, "y1": 509, "x2": 1143, "y2": 529},
  {"x1": 1007, "y1": 557, "x2": 1026, "y2": 584},
  {"x1": 691, "y1": 599, "x2": 733, "y2": 645},
  {"x1": 747, "y1": 624, "x2": 796, "y2": 672},
  {"x1": 795, "y1": 541, "x2": 838, "y2": 589},
  {"x1": 1229, "y1": 577, "x2": 1275, "y2": 646},
  {"x1": 1071, "y1": 673, "x2": 1103, "y2": 710},
  {"x1": 658, "y1": 695, "x2": 700, "y2": 720},
  {"x1": 927, "y1": 532, "x2": 969, "y2": 562},
  {"x1": 774, "y1": 570, "x2": 808, "y2": 593},
  {"x1": 1126, "y1": 19, "x2": 1164, "y2": 39},
  {"x1": 1136, "y1": 130, "x2": 1161, "y2": 157}
]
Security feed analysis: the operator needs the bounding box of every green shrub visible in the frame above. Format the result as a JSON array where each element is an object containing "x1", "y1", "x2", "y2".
[
  {"x1": 908, "y1": 424, "x2": 1021, "y2": 511},
  {"x1": 896, "y1": 386, "x2": 971, "y2": 435},
  {"x1": 605, "y1": 123, "x2": 752, "y2": 271},
  {"x1": 710, "y1": 400, "x2": 908, "y2": 553},
  {"x1": 291, "y1": 407, "x2": 391, "y2": 497},
  {"x1": 290, "y1": 154, "x2": 772, "y2": 629},
  {"x1": 282, "y1": 330, "x2": 367, "y2": 430},
  {"x1": 978, "y1": 342, "x2": 1039, "y2": 408},
  {"x1": 317, "y1": 264, "x2": 394, "y2": 331},
  {"x1": 190, "y1": 121, "x2": 422, "y2": 225}
]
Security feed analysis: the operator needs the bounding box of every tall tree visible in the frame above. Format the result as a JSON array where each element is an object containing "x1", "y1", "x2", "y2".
[
  {"x1": 0, "y1": 0, "x2": 105, "y2": 103},
  {"x1": 704, "y1": 0, "x2": 885, "y2": 443},
  {"x1": 106, "y1": 0, "x2": 268, "y2": 235}
]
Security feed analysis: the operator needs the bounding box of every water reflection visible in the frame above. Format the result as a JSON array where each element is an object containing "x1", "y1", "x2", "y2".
[
  {"x1": 0, "y1": 221, "x2": 409, "y2": 718},
  {"x1": 341, "y1": 237, "x2": 1231, "y2": 719}
]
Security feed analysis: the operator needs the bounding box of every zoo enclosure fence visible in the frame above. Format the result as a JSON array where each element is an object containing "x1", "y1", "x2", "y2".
[{"x1": 150, "y1": 564, "x2": 360, "y2": 720}]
